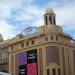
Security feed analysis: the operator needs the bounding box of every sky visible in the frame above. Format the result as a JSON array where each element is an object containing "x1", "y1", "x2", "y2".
[{"x1": 0, "y1": 0, "x2": 75, "y2": 40}]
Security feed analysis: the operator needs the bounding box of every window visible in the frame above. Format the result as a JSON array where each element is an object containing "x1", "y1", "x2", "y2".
[
  {"x1": 45, "y1": 36, "x2": 48, "y2": 41},
  {"x1": 50, "y1": 36, "x2": 53, "y2": 40},
  {"x1": 21, "y1": 43, "x2": 24, "y2": 48},
  {"x1": 26, "y1": 42, "x2": 29, "y2": 46},
  {"x1": 49, "y1": 16, "x2": 52, "y2": 24},
  {"x1": 47, "y1": 69, "x2": 50, "y2": 75},
  {"x1": 53, "y1": 16, "x2": 56, "y2": 25},
  {"x1": 58, "y1": 68, "x2": 60, "y2": 75},
  {"x1": 31, "y1": 40, "x2": 35, "y2": 45},
  {"x1": 56, "y1": 36, "x2": 58, "y2": 41},
  {"x1": 45, "y1": 16, "x2": 48, "y2": 25},
  {"x1": 11, "y1": 46, "x2": 14, "y2": 50},
  {"x1": 69, "y1": 67, "x2": 71, "y2": 74},
  {"x1": 53, "y1": 68, "x2": 56, "y2": 75},
  {"x1": 62, "y1": 47, "x2": 64, "y2": 50}
]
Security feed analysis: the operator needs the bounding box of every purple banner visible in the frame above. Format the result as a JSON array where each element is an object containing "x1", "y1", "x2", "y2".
[{"x1": 19, "y1": 52, "x2": 27, "y2": 65}]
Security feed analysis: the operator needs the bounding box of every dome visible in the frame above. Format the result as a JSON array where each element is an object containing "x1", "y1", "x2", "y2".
[{"x1": 46, "y1": 25, "x2": 63, "y2": 34}]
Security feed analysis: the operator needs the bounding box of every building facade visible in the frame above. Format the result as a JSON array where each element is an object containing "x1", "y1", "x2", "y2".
[
  {"x1": 7, "y1": 8, "x2": 75, "y2": 75},
  {"x1": 0, "y1": 34, "x2": 10, "y2": 72}
]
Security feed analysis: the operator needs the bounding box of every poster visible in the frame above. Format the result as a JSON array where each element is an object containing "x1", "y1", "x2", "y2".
[
  {"x1": 27, "y1": 50, "x2": 37, "y2": 64},
  {"x1": 19, "y1": 64, "x2": 27, "y2": 75},
  {"x1": 17, "y1": 49, "x2": 38, "y2": 75},
  {"x1": 19, "y1": 52, "x2": 27, "y2": 65},
  {"x1": 27, "y1": 63, "x2": 37, "y2": 75}
]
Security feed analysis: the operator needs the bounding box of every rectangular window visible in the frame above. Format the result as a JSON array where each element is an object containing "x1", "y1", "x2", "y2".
[
  {"x1": 45, "y1": 16, "x2": 48, "y2": 25},
  {"x1": 62, "y1": 47, "x2": 66, "y2": 75},
  {"x1": 56, "y1": 36, "x2": 58, "y2": 41},
  {"x1": 11, "y1": 46, "x2": 14, "y2": 50},
  {"x1": 31, "y1": 40, "x2": 35, "y2": 45},
  {"x1": 46, "y1": 46, "x2": 59, "y2": 66},
  {"x1": 58, "y1": 68, "x2": 60, "y2": 75},
  {"x1": 26, "y1": 42, "x2": 29, "y2": 46},
  {"x1": 49, "y1": 16, "x2": 52, "y2": 24},
  {"x1": 53, "y1": 16, "x2": 56, "y2": 25},
  {"x1": 50, "y1": 36, "x2": 53, "y2": 40},
  {"x1": 53, "y1": 68, "x2": 56, "y2": 75},
  {"x1": 45, "y1": 36, "x2": 48, "y2": 41},
  {"x1": 21, "y1": 43, "x2": 24, "y2": 48},
  {"x1": 47, "y1": 69, "x2": 49, "y2": 75}
]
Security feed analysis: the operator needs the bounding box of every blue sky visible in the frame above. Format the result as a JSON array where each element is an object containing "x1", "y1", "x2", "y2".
[{"x1": 0, "y1": 0, "x2": 75, "y2": 40}]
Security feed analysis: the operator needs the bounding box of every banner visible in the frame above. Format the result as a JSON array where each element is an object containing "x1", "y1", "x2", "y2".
[
  {"x1": 27, "y1": 50, "x2": 37, "y2": 64},
  {"x1": 19, "y1": 64, "x2": 27, "y2": 75},
  {"x1": 16, "y1": 49, "x2": 38, "y2": 75}
]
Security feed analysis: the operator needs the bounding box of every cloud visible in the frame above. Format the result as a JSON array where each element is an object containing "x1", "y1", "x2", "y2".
[
  {"x1": 0, "y1": 0, "x2": 75, "y2": 39},
  {"x1": 0, "y1": 0, "x2": 33, "y2": 19},
  {"x1": 0, "y1": 0, "x2": 33, "y2": 39},
  {"x1": 54, "y1": 1, "x2": 75, "y2": 25},
  {"x1": 35, "y1": 0, "x2": 75, "y2": 33},
  {"x1": 31, "y1": 0, "x2": 75, "y2": 38},
  {"x1": 44, "y1": 0, "x2": 75, "y2": 38},
  {"x1": 0, "y1": 20, "x2": 18, "y2": 40}
]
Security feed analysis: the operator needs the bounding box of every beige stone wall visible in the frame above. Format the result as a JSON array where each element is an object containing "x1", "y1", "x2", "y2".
[{"x1": 8, "y1": 9, "x2": 75, "y2": 75}]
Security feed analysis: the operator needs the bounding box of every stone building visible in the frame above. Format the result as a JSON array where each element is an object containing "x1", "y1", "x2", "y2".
[
  {"x1": 6, "y1": 9, "x2": 75, "y2": 75},
  {"x1": 0, "y1": 34, "x2": 10, "y2": 72}
]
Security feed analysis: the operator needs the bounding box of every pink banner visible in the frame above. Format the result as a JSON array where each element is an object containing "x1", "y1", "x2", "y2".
[{"x1": 27, "y1": 63, "x2": 37, "y2": 75}]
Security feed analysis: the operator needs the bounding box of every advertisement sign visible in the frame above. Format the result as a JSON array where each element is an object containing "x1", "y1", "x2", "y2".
[
  {"x1": 27, "y1": 63, "x2": 37, "y2": 75},
  {"x1": 27, "y1": 50, "x2": 37, "y2": 64},
  {"x1": 19, "y1": 52, "x2": 27, "y2": 65},
  {"x1": 16, "y1": 49, "x2": 38, "y2": 75},
  {"x1": 19, "y1": 64, "x2": 27, "y2": 75}
]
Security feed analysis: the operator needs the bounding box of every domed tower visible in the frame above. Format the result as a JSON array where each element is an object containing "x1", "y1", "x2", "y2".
[
  {"x1": 0, "y1": 34, "x2": 4, "y2": 42},
  {"x1": 44, "y1": 8, "x2": 56, "y2": 26},
  {"x1": 43, "y1": 8, "x2": 64, "y2": 34}
]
